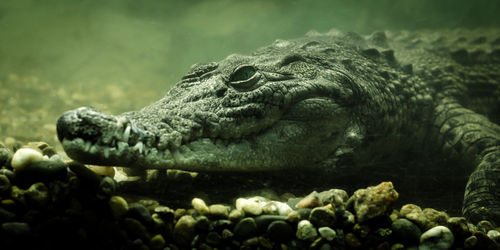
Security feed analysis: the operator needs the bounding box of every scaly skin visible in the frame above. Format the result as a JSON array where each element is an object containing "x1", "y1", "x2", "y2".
[{"x1": 57, "y1": 29, "x2": 500, "y2": 224}]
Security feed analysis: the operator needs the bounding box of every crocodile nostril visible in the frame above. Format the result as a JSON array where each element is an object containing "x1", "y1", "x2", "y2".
[
  {"x1": 57, "y1": 110, "x2": 78, "y2": 142},
  {"x1": 216, "y1": 87, "x2": 227, "y2": 97}
]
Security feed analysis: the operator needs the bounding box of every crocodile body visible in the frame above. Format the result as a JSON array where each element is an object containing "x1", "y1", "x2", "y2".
[{"x1": 57, "y1": 29, "x2": 500, "y2": 224}]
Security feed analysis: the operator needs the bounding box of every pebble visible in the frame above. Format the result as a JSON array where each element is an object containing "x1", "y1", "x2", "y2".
[
  {"x1": 109, "y1": 196, "x2": 129, "y2": 219},
  {"x1": 208, "y1": 204, "x2": 230, "y2": 218},
  {"x1": 352, "y1": 182, "x2": 399, "y2": 223},
  {"x1": 464, "y1": 235, "x2": 478, "y2": 248},
  {"x1": 234, "y1": 217, "x2": 258, "y2": 239},
  {"x1": 309, "y1": 207, "x2": 336, "y2": 228},
  {"x1": 0, "y1": 207, "x2": 15, "y2": 221},
  {"x1": 150, "y1": 234, "x2": 166, "y2": 249},
  {"x1": 477, "y1": 220, "x2": 495, "y2": 233},
  {"x1": 228, "y1": 208, "x2": 244, "y2": 221},
  {"x1": 447, "y1": 217, "x2": 470, "y2": 241},
  {"x1": 318, "y1": 226, "x2": 337, "y2": 241},
  {"x1": 391, "y1": 218, "x2": 421, "y2": 245},
  {"x1": 296, "y1": 191, "x2": 323, "y2": 209},
  {"x1": 487, "y1": 230, "x2": 500, "y2": 243},
  {"x1": 127, "y1": 203, "x2": 154, "y2": 228},
  {"x1": 345, "y1": 232, "x2": 362, "y2": 248},
  {"x1": 16, "y1": 160, "x2": 67, "y2": 184},
  {"x1": 422, "y1": 208, "x2": 449, "y2": 229},
  {"x1": 236, "y1": 197, "x2": 263, "y2": 216},
  {"x1": 262, "y1": 200, "x2": 293, "y2": 216},
  {"x1": 267, "y1": 220, "x2": 294, "y2": 242},
  {"x1": 10, "y1": 148, "x2": 44, "y2": 171},
  {"x1": 97, "y1": 176, "x2": 116, "y2": 199},
  {"x1": 296, "y1": 220, "x2": 317, "y2": 241},
  {"x1": 205, "y1": 231, "x2": 222, "y2": 245},
  {"x1": 122, "y1": 218, "x2": 151, "y2": 243},
  {"x1": 173, "y1": 215, "x2": 197, "y2": 247},
  {"x1": 0, "y1": 169, "x2": 15, "y2": 182},
  {"x1": 419, "y1": 225, "x2": 454, "y2": 250},
  {"x1": 0, "y1": 174, "x2": 11, "y2": 193},
  {"x1": 0, "y1": 147, "x2": 13, "y2": 167},
  {"x1": 285, "y1": 210, "x2": 301, "y2": 224},
  {"x1": 318, "y1": 189, "x2": 349, "y2": 207},
  {"x1": 1, "y1": 221, "x2": 31, "y2": 235},
  {"x1": 195, "y1": 215, "x2": 210, "y2": 231},
  {"x1": 254, "y1": 215, "x2": 287, "y2": 233},
  {"x1": 192, "y1": 197, "x2": 209, "y2": 215},
  {"x1": 10, "y1": 185, "x2": 26, "y2": 204},
  {"x1": 25, "y1": 182, "x2": 49, "y2": 207},
  {"x1": 400, "y1": 204, "x2": 427, "y2": 229}
]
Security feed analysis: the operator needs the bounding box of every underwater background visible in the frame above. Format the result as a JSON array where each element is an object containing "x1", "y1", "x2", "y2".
[{"x1": 0, "y1": 0, "x2": 499, "y2": 147}]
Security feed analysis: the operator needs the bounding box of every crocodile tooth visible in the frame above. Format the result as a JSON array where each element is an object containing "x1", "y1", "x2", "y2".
[
  {"x1": 123, "y1": 125, "x2": 131, "y2": 142},
  {"x1": 90, "y1": 145, "x2": 99, "y2": 154},
  {"x1": 133, "y1": 142, "x2": 144, "y2": 154},
  {"x1": 117, "y1": 141, "x2": 127, "y2": 152},
  {"x1": 84, "y1": 141, "x2": 92, "y2": 152}
]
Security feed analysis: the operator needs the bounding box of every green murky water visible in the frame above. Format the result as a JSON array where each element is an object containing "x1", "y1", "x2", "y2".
[{"x1": 0, "y1": 0, "x2": 498, "y2": 144}]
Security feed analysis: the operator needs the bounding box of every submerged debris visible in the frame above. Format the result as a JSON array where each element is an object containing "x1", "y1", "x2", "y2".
[{"x1": 0, "y1": 141, "x2": 499, "y2": 249}]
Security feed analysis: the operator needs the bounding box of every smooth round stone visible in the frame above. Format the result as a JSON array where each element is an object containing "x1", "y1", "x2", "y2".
[
  {"x1": 318, "y1": 226, "x2": 336, "y2": 241},
  {"x1": 477, "y1": 220, "x2": 494, "y2": 233},
  {"x1": 285, "y1": 210, "x2": 301, "y2": 224},
  {"x1": 1, "y1": 222, "x2": 31, "y2": 235},
  {"x1": 391, "y1": 218, "x2": 421, "y2": 245},
  {"x1": 266, "y1": 220, "x2": 293, "y2": 242},
  {"x1": 208, "y1": 204, "x2": 230, "y2": 218},
  {"x1": 228, "y1": 209, "x2": 244, "y2": 221},
  {"x1": 296, "y1": 220, "x2": 317, "y2": 241},
  {"x1": 205, "y1": 231, "x2": 222, "y2": 245},
  {"x1": 97, "y1": 176, "x2": 117, "y2": 199},
  {"x1": 192, "y1": 198, "x2": 209, "y2": 215},
  {"x1": 195, "y1": 215, "x2": 210, "y2": 231},
  {"x1": 17, "y1": 160, "x2": 67, "y2": 184},
  {"x1": 487, "y1": 230, "x2": 500, "y2": 242},
  {"x1": 464, "y1": 235, "x2": 478, "y2": 248},
  {"x1": 10, "y1": 148, "x2": 43, "y2": 171},
  {"x1": 0, "y1": 169, "x2": 15, "y2": 182},
  {"x1": 254, "y1": 215, "x2": 287, "y2": 232},
  {"x1": 309, "y1": 207, "x2": 336, "y2": 228},
  {"x1": 419, "y1": 225, "x2": 454, "y2": 250},
  {"x1": 0, "y1": 174, "x2": 11, "y2": 193},
  {"x1": 0, "y1": 147, "x2": 13, "y2": 167},
  {"x1": 127, "y1": 203, "x2": 154, "y2": 228},
  {"x1": 234, "y1": 217, "x2": 258, "y2": 239},
  {"x1": 0, "y1": 207, "x2": 15, "y2": 221},
  {"x1": 123, "y1": 218, "x2": 151, "y2": 243},
  {"x1": 25, "y1": 182, "x2": 49, "y2": 207},
  {"x1": 109, "y1": 196, "x2": 129, "y2": 219},
  {"x1": 173, "y1": 215, "x2": 197, "y2": 247},
  {"x1": 150, "y1": 234, "x2": 166, "y2": 250}
]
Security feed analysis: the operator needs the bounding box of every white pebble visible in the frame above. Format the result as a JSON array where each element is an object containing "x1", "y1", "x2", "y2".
[
  {"x1": 11, "y1": 148, "x2": 44, "y2": 171},
  {"x1": 191, "y1": 198, "x2": 209, "y2": 215},
  {"x1": 419, "y1": 225, "x2": 454, "y2": 250},
  {"x1": 236, "y1": 198, "x2": 262, "y2": 216}
]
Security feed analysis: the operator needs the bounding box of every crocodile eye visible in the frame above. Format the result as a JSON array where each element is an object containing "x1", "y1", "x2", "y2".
[{"x1": 229, "y1": 65, "x2": 261, "y2": 90}]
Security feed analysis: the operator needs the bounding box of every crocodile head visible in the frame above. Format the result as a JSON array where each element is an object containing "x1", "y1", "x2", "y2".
[{"x1": 57, "y1": 36, "x2": 369, "y2": 171}]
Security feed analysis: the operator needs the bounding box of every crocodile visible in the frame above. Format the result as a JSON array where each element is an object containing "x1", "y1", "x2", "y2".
[{"x1": 56, "y1": 29, "x2": 500, "y2": 224}]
